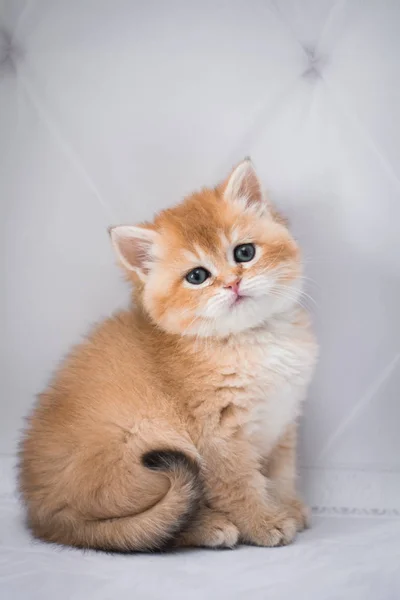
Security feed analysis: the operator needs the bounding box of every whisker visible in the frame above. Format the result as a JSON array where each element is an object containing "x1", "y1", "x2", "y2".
[
  {"x1": 298, "y1": 289, "x2": 318, "y2": 307},
  {"x1": 297, "y1": 275, "x2": 322, "y2": 290},
  {"x1": 270, "y1": 289, "x2": 313, "y2": 313}
]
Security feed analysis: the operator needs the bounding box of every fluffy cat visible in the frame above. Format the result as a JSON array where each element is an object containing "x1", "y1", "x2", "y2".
[{"x1": 19, "y1": 159, "x2": 318, "y2": 551}]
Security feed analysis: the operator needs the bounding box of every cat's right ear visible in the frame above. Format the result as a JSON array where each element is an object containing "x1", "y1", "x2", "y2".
[{"x1": 109, "y1": 225, "x2": 159, "y2": 281}]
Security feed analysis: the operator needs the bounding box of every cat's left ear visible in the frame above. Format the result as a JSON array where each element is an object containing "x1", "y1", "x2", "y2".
[
  {"x1": 109, "y1": 225, "x2": 159, "y2": 281},
  {"x1": 223, "y1": 158, "x2": 268, "y2": 215}
]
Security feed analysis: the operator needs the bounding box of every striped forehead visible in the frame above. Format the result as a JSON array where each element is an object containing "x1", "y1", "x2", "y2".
[
  {"x1": 181, "y1": 224, "x2": 247, "y2": 264},
  {"x1": 184, "y1": 224, "x2": 250, "y2": 270}
]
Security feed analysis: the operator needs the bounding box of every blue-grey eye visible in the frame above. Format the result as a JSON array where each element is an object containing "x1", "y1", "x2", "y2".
[
  {"x1": 234, "y1": 243, "x2": 256, "y2": 263},
  {"x1": 185, "y1": 267, "x2": 210, "y2": 285}
]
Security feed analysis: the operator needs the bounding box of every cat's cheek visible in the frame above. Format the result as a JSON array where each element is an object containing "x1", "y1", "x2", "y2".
[
  {"x1": 141, "y1": 276, "x2": 171, "y2": 324},
  {"x1": 142, "y1": 278, "x2": 200, "y2": 334},
  {"x1": 160, "y1": 309, "x2": 190, "y2": 335}
]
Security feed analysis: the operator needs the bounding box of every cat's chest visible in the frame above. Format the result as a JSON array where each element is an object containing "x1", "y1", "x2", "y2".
[{"x1": 209, "y1": 322, "x2": 316, "y2": 450}]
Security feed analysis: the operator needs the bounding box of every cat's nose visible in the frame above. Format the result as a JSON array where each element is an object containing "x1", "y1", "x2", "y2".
[{"x1": 224, "y1": 279, "x2": 241, "y2": 295}]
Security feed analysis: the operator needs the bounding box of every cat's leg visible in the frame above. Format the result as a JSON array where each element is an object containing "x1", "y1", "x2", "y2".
[
  {"x1": 201, "y1": 435, "x2": 297, "y2": 547},
  {"x1": 177, "y1": 505, "x2": 239, "y2": 549},
  {"x1": 265, "y1": 423, "x2": 310, "y2": 531}
]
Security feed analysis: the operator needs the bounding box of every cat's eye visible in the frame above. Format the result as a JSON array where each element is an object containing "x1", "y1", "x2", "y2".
[
  {"x1": 234, "y1": 243, "x2": 256, "y2": 263},
  {"x1": 185, "y1": 267, "x2": 211, "y2": 285}
]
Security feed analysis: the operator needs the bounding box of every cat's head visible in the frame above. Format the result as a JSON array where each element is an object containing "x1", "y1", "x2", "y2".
[{"x1": 110, "y1": 159, "x2": 302, "y2": 337}]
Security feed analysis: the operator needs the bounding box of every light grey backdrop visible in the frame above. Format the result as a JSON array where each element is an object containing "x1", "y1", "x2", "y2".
[{"x1": 1, "y1": 0, "x2": 399, "y2": 511}]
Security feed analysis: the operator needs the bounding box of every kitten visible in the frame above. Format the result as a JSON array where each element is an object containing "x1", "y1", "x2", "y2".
[{"x1": 19, "y1": 159, "x2": 318, "y2": 551}]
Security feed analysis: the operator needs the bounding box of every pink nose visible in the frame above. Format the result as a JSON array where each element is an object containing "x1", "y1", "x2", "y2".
[{"x1": 224, "y1": 279, "x2": 241, "y2": 295}]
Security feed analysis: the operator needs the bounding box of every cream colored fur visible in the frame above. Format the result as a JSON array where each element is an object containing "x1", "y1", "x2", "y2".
[{"x1": 19, "y1": 160, "x2": 318, "y2": 551}]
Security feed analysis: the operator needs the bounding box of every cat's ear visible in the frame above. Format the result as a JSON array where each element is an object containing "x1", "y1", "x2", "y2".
[
  {"x1": 109, "y1": 225, "x2": 159, "y2": 281},
  {"x1": 223, "y1": 158, "x2": 268, "y2": 214}
]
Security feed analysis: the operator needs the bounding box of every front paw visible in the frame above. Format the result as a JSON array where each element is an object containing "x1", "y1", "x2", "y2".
[
  {"x1": 178, "y1": 510, "x2": 239, "y2": 549},
  {"x1": 242, "y1": 511, "x2": 298, "y2": 547},
  {"x1": 284, "y1": 497, "x2": 311, "y2": 532}
]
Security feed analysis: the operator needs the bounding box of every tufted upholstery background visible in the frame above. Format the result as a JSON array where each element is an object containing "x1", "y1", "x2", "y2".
[{"x1": 1, "y1": 0, "x2": 400, "y2": 516}]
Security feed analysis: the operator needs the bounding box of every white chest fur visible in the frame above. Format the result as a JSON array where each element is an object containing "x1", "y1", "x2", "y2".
[{"x1": 213, "y1": 311, "x2": 317, "y2": 455}]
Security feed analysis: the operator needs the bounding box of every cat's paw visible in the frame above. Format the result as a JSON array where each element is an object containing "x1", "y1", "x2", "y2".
[
  {"x1": 284, "y1": 497, "x2": 311, "y2": 532},
  {"x1": 178, "y1": 510, "x2": 239, "y2": 549},
  {"x1": 243, "y1": 512, "x2": 298, "y2": 547},
  {"x1": 202, "y1": 519, "x2": 240, "y2": 548}
]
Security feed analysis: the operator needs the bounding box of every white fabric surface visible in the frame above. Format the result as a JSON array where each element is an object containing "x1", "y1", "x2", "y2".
[
  {"x1": 1, "y1": 1, "x2": 400, "y2": 598},
  {"x1": 0, "y1": 489, "x2": 399, "y2": 600}
]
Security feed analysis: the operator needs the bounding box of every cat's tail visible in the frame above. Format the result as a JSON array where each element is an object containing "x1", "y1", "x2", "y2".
[{"x1": 76, "y1": 449, "x2": 202, "y2": 552}]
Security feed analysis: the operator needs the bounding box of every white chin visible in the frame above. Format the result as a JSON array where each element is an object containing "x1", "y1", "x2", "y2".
[{"x1": 203, "y1": 294, "x2": 297, "y2": 338}]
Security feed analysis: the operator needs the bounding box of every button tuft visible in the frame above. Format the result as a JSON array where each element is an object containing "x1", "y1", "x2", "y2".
[
  {"x1": 0, "y1": 28, "x2": 22, "y2": 76},
  {"x1": 302, "y1": 45, "x2": 326, "y2": 81}
]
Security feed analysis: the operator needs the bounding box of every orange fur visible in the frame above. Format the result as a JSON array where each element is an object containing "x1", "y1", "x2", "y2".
[{"x1": 19, "y1": 159, "x2": 318, "y2": 551}]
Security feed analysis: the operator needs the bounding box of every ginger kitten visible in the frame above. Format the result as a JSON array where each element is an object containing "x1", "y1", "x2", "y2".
[{"x1": 19, "y1": 159, "x2": 318, "y2": 551}]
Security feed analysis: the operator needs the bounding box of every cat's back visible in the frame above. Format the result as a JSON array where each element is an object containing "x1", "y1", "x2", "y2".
[
  {"x1": 20, "y1": 309, "x2": 159, "y2": 466},
  {"x1": 18, "y1": 309, "x2": 198, "y2": 550}
]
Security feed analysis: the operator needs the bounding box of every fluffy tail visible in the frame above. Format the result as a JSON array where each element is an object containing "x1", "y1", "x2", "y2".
[
  {"x1": 86, "y1": 450, "x2": 202, "y2": 552},
  {"x1": 29, "y1": 449, "x2": 202, "y2": 553}
]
